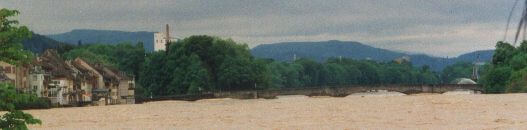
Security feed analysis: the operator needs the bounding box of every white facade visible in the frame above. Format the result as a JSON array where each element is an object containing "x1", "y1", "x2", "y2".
[
  {"x1": 154, "y1": 32, "x2": 167, "y2": 51},
  {"x1": 153, "y1": 32, "x2": 178, "y2": 51},
  {"x1": 28, "y1": 73, "x2": 45, "y2": 97},
  {"x1": 49, "y1": 79, "x2": 72, "y2": 105}
]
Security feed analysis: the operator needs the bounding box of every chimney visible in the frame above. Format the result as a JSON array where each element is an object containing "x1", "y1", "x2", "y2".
[
  {"x1": 165, "y1": 24, "x2": 170, "y2": 43},
  {"x1": 165, "y1": 24, "x2": 171, "y2": 52}
]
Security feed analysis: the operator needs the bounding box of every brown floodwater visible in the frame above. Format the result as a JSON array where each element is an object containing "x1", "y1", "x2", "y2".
[{"x1": 25, "y1": 93, "x2": 527, "y2": 129}]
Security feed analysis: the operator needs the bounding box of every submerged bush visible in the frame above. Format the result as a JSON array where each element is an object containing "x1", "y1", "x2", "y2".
[{"x1": 0, "y1": 83, "x2": 42, "y2": 129}]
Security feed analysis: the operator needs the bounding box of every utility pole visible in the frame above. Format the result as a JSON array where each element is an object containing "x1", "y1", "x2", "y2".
[
  {"x1": 472, "y1": 54, "x2": 481, "y2": 81},
  {"x1": 293, "y1": 54, "x2": 297, "y2": 62}
]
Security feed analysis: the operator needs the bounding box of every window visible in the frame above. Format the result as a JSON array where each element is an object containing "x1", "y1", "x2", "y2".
[
  {"x1": 129, "y1": 83, "x2": 135, "y2": 89},
  {"x1": 4, "y1": 67, "x2": 11, "y2": 73},
  {"x1": 33, "y1": 75, "x2": 37, "y2": 81}
]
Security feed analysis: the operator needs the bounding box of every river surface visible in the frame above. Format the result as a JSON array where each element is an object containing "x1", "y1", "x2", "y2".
[{"x1": 26, "y1": 92, "x2": 527, "y2": 129}]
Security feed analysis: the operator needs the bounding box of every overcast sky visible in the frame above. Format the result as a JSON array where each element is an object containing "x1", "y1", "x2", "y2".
[{"x1": 0, "y1": 0, "x2": 520, "y2": 57}]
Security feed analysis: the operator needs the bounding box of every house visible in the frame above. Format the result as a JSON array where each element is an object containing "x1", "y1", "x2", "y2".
[
  {"x1": 0, "y1": 68, "x2": 14, "y2": 84},
  {"x1": 9, "y1": 49, "x2": 136, "y2": 106},
  {"x1": 91, "y1": 63, "x2": 123, "y2": 105},
  {"x1": 112, "y1": 69, "x2": 135, "y2": 104},
  {"x1": 28, "y1": 65, "x2": 46, "y2": 97},
  {"x1": 71, "y1": 58, "x2": 104, "y2": 104},
  {"x1": 34, "y1": 50, "x2": 80, "y2": 106},
  {"x1": 0, "y1": 61, "x2": 29, "y2": 92},
  {"x1": 72, "y1": 58, "x2": 135, "y2": 105}
]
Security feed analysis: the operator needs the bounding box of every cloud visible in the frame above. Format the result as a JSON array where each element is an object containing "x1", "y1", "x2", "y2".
[{"x1": 0, "y1": 0, "x2": 517, "y2": 56}]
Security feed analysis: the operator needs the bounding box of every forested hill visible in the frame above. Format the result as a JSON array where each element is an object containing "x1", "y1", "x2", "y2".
[
  {"x1": 46, "y1": 29, "x2": 155, "y2": 52},
  {"x1": 251, "y1": 40, "x2": 493, "y2": 71},
  {"x1": 454, "y1": 50, "x2": 494, "y2": 62},
  {"x1": 22, "y1": 33, "x2": 73, "y2": 54}
]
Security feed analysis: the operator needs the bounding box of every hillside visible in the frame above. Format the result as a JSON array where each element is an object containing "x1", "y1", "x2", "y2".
[
  {"x1": 47, "y1": 29, "x2": 155, "y2": 52},
  {"x1": 23, "y1": 33, "x2": 74, "y2": 54},
  {"x1": 252, "y1": 40, "x2": 405, "y2": 61},
  {"x1": 251, "y1": 40, "x2": 493, "y2": 71},
  {"x1": 42, "y1": 29, "x2": 495, "y2": 71},
  {"x1": 454, "y1": 50, "x2": 494, "y2": 62}
]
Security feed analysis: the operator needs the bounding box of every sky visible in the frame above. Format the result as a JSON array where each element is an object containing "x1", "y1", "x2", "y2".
[{"x1": 0, "y1": 0, "x2": 521, "y2": 57}]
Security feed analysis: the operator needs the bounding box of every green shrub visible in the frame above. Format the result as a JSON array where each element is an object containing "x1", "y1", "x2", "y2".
[{"x1": 0, "y1": 83, "x2": 42, "y2": 129}]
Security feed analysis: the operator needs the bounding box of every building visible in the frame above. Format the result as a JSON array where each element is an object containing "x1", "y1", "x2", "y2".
[
  {"x1": 153, "y1": 24, "x2": 178, "y2": 51},
  {"x1": 394, "y1": 56, "x2": 411, "y2": 64},
  {"x1": 154, "y1": 32, "x2": 168, "y2": 51},
  {"x1": 71, "y1": 58, "x2": 103, "y2": 103},
  {"x1": 115, "y1": 70, "x2": 135, "y2": 104},
  {"x1": 34, "y1": 50, "x2": 79, "y2": 106},
  {"x1": 0, "y1": 69, "x2": 13, "y2": 84},
  {"x1": 0, "y1": 61, "x2": 29, "y2": 91},
  {"x1": 28, "y1": 65, "x2": 46, "y2": 97},
  {"x1": 455, "y1": 78, "x2": 477, "y2": 85},
  {"x1": 3, "y1": 49, "x2": 136, "y2": 106},
  {"x1": 72, "y1": 58, "x2": 135, "y2": 105}
]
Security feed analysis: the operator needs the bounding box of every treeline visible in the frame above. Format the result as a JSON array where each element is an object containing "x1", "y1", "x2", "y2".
[
  {"x1": 62, "y1": 42, "x2": 146, "y2": 80},
  {"x1": 139, "y1": 36, "x2": 269, "y2": 96},
  {"x1": 266, "y1": 58, "x2": 439, "y2": 89},
  {"x1": 56, "y1": 35, "x2": 490, "y2": 97},
  {"x1": 479, "y1": 41, "x2": 527, "y2": 93}
]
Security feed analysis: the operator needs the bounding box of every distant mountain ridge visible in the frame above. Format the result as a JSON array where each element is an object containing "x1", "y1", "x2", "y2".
[
  {"x1": 251, "y1": 40, "x2": 493, "y2": 71},
  {"x1": 42, "y1": 29, "x2": 494, "y2": 71},
  {"x1": 46, "y1": 29, "x2": 155, "y2": 52},
  {"x1": 23, "y1": 33, "x2": 73, "y2": 54}
]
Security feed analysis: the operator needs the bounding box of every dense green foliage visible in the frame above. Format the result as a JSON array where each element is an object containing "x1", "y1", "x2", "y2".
[
  {"x1": 480, "y1": 41, "x2": 527, "y2": 93},
  {"x1": 0, "y1": 84, "x2": 50, "y2": 111},
  {"x1": 440, "y1": 62, "x2": 474, "y2": 84},
  {"x1": 0, "y1": 9, "x2": 33, "y2": 65},
  {"x1": 139, "y1": 36, "x2": 440, "y2": 97},
  {"x1": 0, "y1": 83, "x2": 43, "y2": 129},
  {"x1": 0, "y1": 8, "x2": 42, "y2": 129},
  {"x1": 51, "y1": 35, "x2": 485, "y2": 98},
  {"x1": 266, "y1": 58, "x2": 440, "y2": 89},
  {"x1": 62, "y1": 42, "x2": 146, "y2": 79},
  {"x1": 140, "y1": 36, "x2": 269, "y2": 96}
]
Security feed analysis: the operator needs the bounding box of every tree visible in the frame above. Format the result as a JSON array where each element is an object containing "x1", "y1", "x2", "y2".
[
  {"x1": 481, "y1": 66, "x2": 511, "y2": 93},
  {"x1": 139, "y1": 51, "x2": 169, "y2": 96},
  {"x1": 295, "y1": 58, "x2": 325, "y2": 87},
  {"x1": 140, "y1": 35, "x2": 270, "y2": 95},
  {"x1": 492, "y1": 41, "x2": 516, "y2": 65},
  {"x1": 324, "y1": 63, "x2": 346, "y2": 85},
  {"x1": 0, "y1": 84, "x2": 41, "y2": 129},
  {"x1": 0, "y1": 9, "x2": 33, "y2": 65},
  {"x1": 0, "y1": 8, "x2": 41, "y2": 129},
  {"x1": 441, "y1": 62, "x2": 473, "y2": 84}
]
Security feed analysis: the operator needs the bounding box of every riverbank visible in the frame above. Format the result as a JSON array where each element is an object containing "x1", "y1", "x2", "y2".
[{"x1": 27, "y1": 93, "x2": 527, "y2": 129}]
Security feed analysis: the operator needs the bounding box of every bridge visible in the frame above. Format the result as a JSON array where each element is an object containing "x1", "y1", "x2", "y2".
[
  {"x1": 137, "y1": 84, "x2": 482, "y2": 102},
  {"x1": 207, "y1": 84, "x2": 482, "y2": 100}
]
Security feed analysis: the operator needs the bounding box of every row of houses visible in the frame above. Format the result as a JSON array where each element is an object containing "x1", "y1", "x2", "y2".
[{"x1": 0, "y1": 50, "x2": 135, "y2": 106}]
